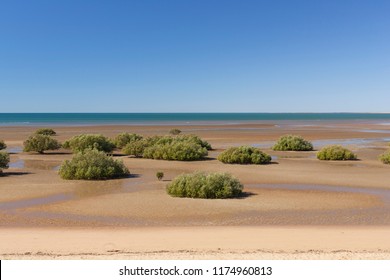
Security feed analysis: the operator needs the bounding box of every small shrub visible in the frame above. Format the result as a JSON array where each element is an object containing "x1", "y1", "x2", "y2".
[
  {"x1": 379, "y1": 151, "x2": 390, "y2": 164},
  {"x1": 23, "y1": 134, "x2": 61, "y2": 154},
  {"x1": 35, "y1": 128, "x2": 56, "y2": 136},
  {"x1": 169, "y1": 128, "x2": 182, "y2": 135},
  {"x1": 63, "y1": 134, "x2": 115, "y2": 153},
  {"x1": 0, "y1": 151, "x2": 10, "y2": 173},
  {"x1": 59, "y1": 149, "x2": 129, "y2": 180},
  {"x1": 167, "y1": 172, "x2": 243, "y2": 199},
  {"x1": 122, "y1": 135, "x2": 210, "y2": 161},
  {"x1": 122, "y1": 139, "x2": 149, "y2": 157},
  {"x1": 145, "y1": 135, "x2": 211, "y2": 149},
  {"x1": 0, "y1": 140, "x2": 6, "y2": 150},
  {"x1": 218, "y1": 146, "x2": 271, "y2": 164},
  {"x1": 178, "y1": 135, "x2": 212, "y2": 150},
  {"x1": 272, "y1": 135, "x2": 313, "y2": 151},
  {"x1": 113, "y1": 133, "x2": 143, "y2": 149},
  {"x1": 156, "y1": 171, "x2": 164, "y2": 181},
  {"x1": 317, "y1": 145, "x2": 357, "y2": 160},
  {"x1": 142, "y1": 135, "x2": 212, "y2": 149},
  {"x1": 143, "y1": 142, "x2": 207, "y2": 161}
]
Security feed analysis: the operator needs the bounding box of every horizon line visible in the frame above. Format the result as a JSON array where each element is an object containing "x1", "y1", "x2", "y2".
[{"x1": 2, "y1": 112, "x2": 390, "y2": 114}]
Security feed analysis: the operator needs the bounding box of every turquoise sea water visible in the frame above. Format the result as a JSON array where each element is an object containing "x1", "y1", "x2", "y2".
[{"x1": 1, "y1": 113, "x2": 390, "y2": 126}]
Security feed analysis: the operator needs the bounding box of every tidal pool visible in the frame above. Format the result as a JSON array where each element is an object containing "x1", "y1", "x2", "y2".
[
  {"x1": 252, "y1": 137, "x2": 390, "y2": 150},
  {"x1": 8, "y1": 159, "x2": 61, "y2": 170},
  {"x1": 0, "y1": 179, "x2": 143, "y2": 212},
  {"x1": 2, "y1": 182, "x2": 390, "y2": 227},
  {"x1": 9, "y1": 160, "x2": 25, "y2": 169},
  {"x1": 312, "y1": 138, "x2": 390, "y2": 148},
  {"x1": 247, "y1": 184, "x2": 390, "y2": 203},
  {"x1": 6, "y1": 147, "x2": 23, "y2": 154}
]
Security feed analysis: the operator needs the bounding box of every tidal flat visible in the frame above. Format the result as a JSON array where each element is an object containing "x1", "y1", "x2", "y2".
[{"x1": 1, "y1": 121, "x2": 390, "y2": 259}]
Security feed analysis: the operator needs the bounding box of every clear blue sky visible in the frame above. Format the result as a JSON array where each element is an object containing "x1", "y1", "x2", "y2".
[{"x1": 1, "y1": 0, "x2": 389, "y2": 113}]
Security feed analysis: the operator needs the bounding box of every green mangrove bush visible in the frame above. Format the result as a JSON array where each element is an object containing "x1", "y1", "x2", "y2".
[
  {"x1": 379, "y1": 151, "x2": 390, "y2": 164},
  {"x1": 35, "y1": 128, "x2": 56, "y2": 136},
  {"x1": 122, "y1": 135, "x2": 211, "y2": 161},
  {"x1": 317, "y1": 145, "x2": 357, "y2": 160},
  {"x1": 59, "y1": 149, "x2": 130, "y2": 180},
  {"x1": 143, "y1": 142, "x2": 207, "y2": 161},
  {"x1": 113, "y1": 133, "x2": 143, "y2": 149},
  {"x1": 62, "y1": 134, "x2": 115, "y2": 153},
  {"x1": 23, "y1": 134, "x2": 61, "y2": 154},
  {"x1": 218, "y1": 146, "x2": 271, "y2": 164},
  {"x1": 169, "y1": 128, "x2": 182, "y2": 135},
  {"x1": 156, "y1": 171, "x2": 164, "y2": 181},
  {"x1": 0, "y1": 140, "x2": 6, "y2": 150},
  {"x1": 122, "y1": 139, "x2": 148, "y2": 158},
  {"x1": 144, "y1": 135, "x2": 211, "y2": 150},
  {"x1": 0, "y1": 151, "x2": 10, "y2": 173},
  {"x1": 272, "y1": 135, "x2": 313, "y2": 151},
  {"x1": 166, "y1": 172, "x2": 243, "y2": 199},
  {"x1": 179, "y1": 135, "x2": 212, "y2": 150}
]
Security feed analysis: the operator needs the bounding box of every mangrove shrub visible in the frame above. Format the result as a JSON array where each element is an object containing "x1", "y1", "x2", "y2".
[
  {"x1": 379, "y1": 151, "x2": 390, "y2": 164},
  {"x1": 63, "y1": 134, "x2": 115, "y2": 153},
  {"x1": 35, "y1": 128, "x2": 56, "y2": 136},
  {"x1": 23, "y1": 134, "x2": 61, "y2": 154},
  {"x1": 166, "y1": 172, "x2": 243, "y2": 199},
  {"x1": 0, "y1": 151, "x2": 10, "y2": 173},
  {"x1": 0, "y1": 140, "x2": 6, "y2": 150},
  {"x1": 143, "y1": 142, "x2": 207, "y2": 161},
  {"x1": 122, "y1": 135, "x2": 210, "y2": 161},
  {"x1": 272, "y1": 135, "x2": 313, "y2": 151},
  {"x1": 218, "y1": 146, "x2": 271, "y2": 164},
  {"x1": 122, "y1": 139, "x2": 148, "y2": 157},
  {"x1": 317, "y1": 145, "x2": 357, "y2": 160},
  {"x1": 59, "y1": 149, "x2": 129, "y2": 180},
  {"x1": 169, "y1": 128, "x2": 182, "y2": 135},
  {"x1": 113, "y1": 133, "x2": 143, "y2": 149},
  {"x1": 179, "y1": 135, "x2": 212, "y2": 150},
  {"x1": 156, "y1": 171, "x2": 164, "y2": 181}
]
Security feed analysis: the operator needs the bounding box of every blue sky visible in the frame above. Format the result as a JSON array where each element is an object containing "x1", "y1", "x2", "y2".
[{"x1": 0, "y1": 0, "x2": 389, "y2": 113}]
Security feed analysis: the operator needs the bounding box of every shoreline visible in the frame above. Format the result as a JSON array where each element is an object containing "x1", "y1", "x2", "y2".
[
  {"x1": 2, "y1": 119, "x2": 390, "y2": 127},
  {"x1": 2, "y1": 112, "x2": 390, "y2": 127},
  {"x1": 1, "y1": 226, "x2": 390, "y2": 260}
]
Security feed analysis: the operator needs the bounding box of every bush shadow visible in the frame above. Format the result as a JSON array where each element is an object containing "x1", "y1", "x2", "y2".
[
  {"x1": 1, "y1": 171, "x2": 32, "y2": 177},
  {"x1": 112, "y1": 153, "x2": 128, "y2": 157},
  {"x1": 235, "y1": 191, "x2": 257, "y2": 199},
  {"x1": 43, "y1": 152, "x2": 73, "y2": 155},
  {"x1": 200, "y1": 158, "x2": 216, "y2": 161},
  {"x1": 123, "y1": 173, "x2": 141, "y2": 179}
]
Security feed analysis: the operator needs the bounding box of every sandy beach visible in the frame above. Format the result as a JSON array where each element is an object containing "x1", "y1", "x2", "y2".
[{"x1": 1, "y1": 121, "x2": 390, "y2": 259}]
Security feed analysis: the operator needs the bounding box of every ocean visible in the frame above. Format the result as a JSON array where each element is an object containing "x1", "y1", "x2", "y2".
[{"x1": 1, "y1": 113, "x2": 390, "y2": 126}]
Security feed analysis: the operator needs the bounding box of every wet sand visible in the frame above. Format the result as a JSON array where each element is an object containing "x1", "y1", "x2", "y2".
[{"x1": 1, "y1": 121, "x2": 390, "y2": 259}]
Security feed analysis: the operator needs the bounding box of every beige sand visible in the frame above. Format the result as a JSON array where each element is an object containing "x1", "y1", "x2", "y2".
[
  {"x1": 1, "y1": 121, "x2": 390, "y2": 259},
  {"x1": 1, "y1": 227, "x2": 390, "y2": 260}
]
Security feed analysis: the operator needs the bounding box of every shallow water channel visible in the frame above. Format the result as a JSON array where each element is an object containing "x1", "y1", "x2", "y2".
[
  {"x1": 242, "y1": 184, "x2": 390, "y2": 225},
  {"x1": 253, "y1": 137, "x2": 390, "y2": 149},
  {"x1": 0, "y1": 179, "x2": 143, "y2": 212},
  {"x1": 8, "y1": 159, "x2": 60, "y2": 170},
  {"x1": 247, "y1": 184, "x2": 390, "y2": 204},
  {"x1": 1, "y1": 182, "x2": 390, "y2": 226}
]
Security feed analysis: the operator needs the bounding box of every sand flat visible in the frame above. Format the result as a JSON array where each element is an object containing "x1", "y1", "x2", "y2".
[
  {"x1": 1, "y1": 121, "x2": 390, "y2": 258},
  {"x1": 1, "y1": 226, "x2": 390, "y2": 260}
]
